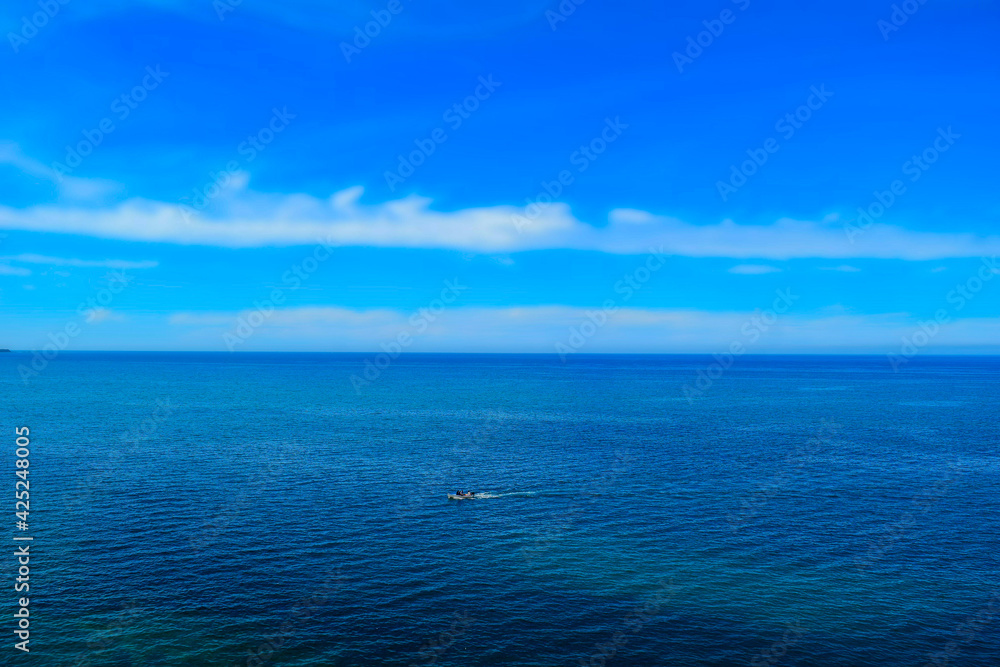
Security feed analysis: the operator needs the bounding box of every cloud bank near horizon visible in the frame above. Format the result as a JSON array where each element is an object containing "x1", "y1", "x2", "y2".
[
  {"x1": 11, "y1": 305, "x2": 996, "y2": 354},
  {"x1": 1, "y1": 183, "x2": 997, "y2": 260}
]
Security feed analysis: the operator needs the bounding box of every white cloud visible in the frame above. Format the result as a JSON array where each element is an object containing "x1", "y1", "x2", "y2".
[
  {"x1": 821, "y1": 265, "x2": 862, "y2": 272},
  {"x1": 0, "y1": 254, "x2": 158, "y2": 269},
  {"x1": 169, "y1": 306, "x2": 400, "y2": 329},
  {"x1": 0, "y1": 142, "x2": 121, "y2": 200},
  {"x1": 85, "y1": 308, "x2": 125, "y2": 323},
  {"x1": 728, "y1": 264, "x2": 782, "y2": 274},
  {"x1": 1, "y1": 182, "x2": 999, "y2": 259},
  {"x1": 162, "y1": 305, "x2": 1000, "y2": 353},
  {"x1": 0, "y1": 264, "x2": 30, "y2": 276}
]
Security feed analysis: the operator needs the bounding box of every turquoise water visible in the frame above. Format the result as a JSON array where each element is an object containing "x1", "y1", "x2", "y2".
[{"x1": 2, "y1": 353, "x2": 999, "y2": 665}]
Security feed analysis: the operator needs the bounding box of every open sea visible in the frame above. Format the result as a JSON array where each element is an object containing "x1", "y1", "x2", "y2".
[{"x1": 2, "y1": 352, "x2": 998, "y2": 666}]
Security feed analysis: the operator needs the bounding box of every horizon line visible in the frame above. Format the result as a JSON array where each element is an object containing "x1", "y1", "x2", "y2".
[{"x1": 3, "y1": 350, "x2": 1000, "y2": 357}]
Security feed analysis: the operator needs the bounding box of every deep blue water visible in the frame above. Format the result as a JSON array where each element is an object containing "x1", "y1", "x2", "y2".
[{"x1": 2, "y1": 353, "x2": 999, "y2": 666}]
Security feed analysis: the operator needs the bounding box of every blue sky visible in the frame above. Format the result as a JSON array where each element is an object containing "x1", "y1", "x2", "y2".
[{"x1": 1, "y1": 0, "x2": 998, "y2": 353}]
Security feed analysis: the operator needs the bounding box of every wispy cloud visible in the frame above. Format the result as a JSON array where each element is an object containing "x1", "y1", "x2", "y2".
[
  {"x1": 169, "y1": 307, "x2": 400, "y2": 329},
  {"x1": 162, "y1": 305, "x2": 1000, "y2": 353},
  {"x1": 0, "y1": 264, "x2": 31, "y2": 276},
  {"x1": 821, "y1": 265, "x2": 861, "y2": 272},
  {"x1": 87, "y1": 308, "x2": 125, "y2": 323},
  {"x1": 728, "y1": 264, "x2": 782, "y2": 274},
  {"x1": 1, "y1": 184, "x2": 999, "y2": 259},
  {"x1": 0, "y1": 142, "x2": 121, "y2": 201},
  {"x1": 0, "y1": 253, "x2": 158, "y2": 269}
]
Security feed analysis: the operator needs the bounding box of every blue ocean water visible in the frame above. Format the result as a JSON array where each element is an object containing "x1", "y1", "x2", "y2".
[{"x1": 2, "y1": 353, "x2": 998, "y2": 666}]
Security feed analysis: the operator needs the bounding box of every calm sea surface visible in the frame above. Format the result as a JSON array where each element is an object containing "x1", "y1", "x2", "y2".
[{"x1": 2, "y1": 353, "x2": 998, "y2": 666}]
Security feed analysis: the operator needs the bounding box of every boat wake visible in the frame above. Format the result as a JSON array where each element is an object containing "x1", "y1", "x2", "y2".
[{"x1": 473, "y1": 491, "x2": 537, "y2": 499}]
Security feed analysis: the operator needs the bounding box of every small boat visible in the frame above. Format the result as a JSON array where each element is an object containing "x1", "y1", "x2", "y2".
[{"x1": 447, "y1": 492, "x2": 476, "y2": 500}]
